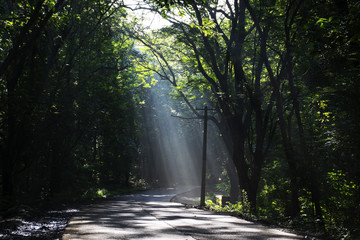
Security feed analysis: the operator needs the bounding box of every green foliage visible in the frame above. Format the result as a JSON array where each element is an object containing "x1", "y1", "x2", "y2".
[
  {"x1": 1, "y1": 0, "x2": 359, "y2": 238},
  {"x1": 215, "y1": 180, "x2": 230, "y2": 196},
  {"x1": 321, "y1": 170, "x2": 360, "y2": 238},
  {"x1": 149, "y1": 0, "x2": 206, "y2": 10},
  {"x1": 0, "y1": 0, "x2": 144, "y2": 203},
  {"x1": 81, "y1": 188, "x2": 111, "y2": 200},
  {"x1": 206, "y1": 190, "x2": 252, "y2": 218},
  {"x1": 144, "y1": 1, "x2": 360, "y2": 238}
]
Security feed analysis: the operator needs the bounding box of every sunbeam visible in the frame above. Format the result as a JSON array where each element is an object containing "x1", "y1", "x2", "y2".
[
  {"x1": 140, "y1": 80, "x2": 201, "y2": 187},
  {"x1": 140, "y1": 80, "x2": 229, "y2": 191}
]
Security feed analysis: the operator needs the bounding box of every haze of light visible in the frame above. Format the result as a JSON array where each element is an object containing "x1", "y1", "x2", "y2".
[{"x1": 125, "y1": 0, "x2": 228, "y2": 189}]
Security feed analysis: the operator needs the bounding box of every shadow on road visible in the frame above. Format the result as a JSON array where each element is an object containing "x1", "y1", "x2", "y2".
[{"x1": 62, "y1": 188, "x2": 304, "y2": 240}]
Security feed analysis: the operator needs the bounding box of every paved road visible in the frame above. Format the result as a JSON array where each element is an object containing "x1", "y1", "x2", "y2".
[{"x1": 62, "y1": 188, "x2": 304, "y2": 239}]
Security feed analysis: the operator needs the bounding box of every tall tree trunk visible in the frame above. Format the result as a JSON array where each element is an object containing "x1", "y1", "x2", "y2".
[
  {"x1": 230, "y1": 121, "x2": 259, "y2": 211},
  {"x1": 2, "y1": 60, "x2": 26, "y2": 196},
  {"x1": 284, "y1": 4, "x2": 325, "y2": 225},
  {"x1": 285, "y1": 45, "x2": 325, "y2": 230},
  {"x1": 263, "y1": 46, "x2": 300, "y2": 218},
  {"x1": 246, "y1": 0, "x2": 301, "y2": 218},
  {"x1": 226, "y1": 160, "x2": 239, "y2": 203},
  {"x1": 219, "y1": 122, "x2": 240, "y2": 203}
]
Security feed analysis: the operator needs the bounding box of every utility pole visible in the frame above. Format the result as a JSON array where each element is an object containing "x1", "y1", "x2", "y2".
[
  {"x1": 172, "y1": 106, "x2": 215, "y2": 207},
  {"x1": 200, "y1": 106, "x2": 208, "y2": 207},
  {"x1": 197, "y1": 106, "x2": 215, "y2": 207}
]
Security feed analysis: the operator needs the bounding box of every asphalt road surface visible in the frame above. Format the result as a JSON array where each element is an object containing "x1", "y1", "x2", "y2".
[{"x1": 62, "y1": 188, "x2": 304, "y2": 239}]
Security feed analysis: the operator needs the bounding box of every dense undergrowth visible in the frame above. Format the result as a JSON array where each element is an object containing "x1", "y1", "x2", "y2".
[
  {"x1": 0, "y1": 179, "x2": 149, "y2": 216},
  {"x1": 204, "y1": 185, "x2": 359, "y2": 240}
]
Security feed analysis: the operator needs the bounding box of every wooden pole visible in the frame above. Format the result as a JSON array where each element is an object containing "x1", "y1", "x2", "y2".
[
  {"x1": 173, "y1": 106, "x2": 214, "y2": 207},
  {"x1": 200, "y1": 106, "x2": 208, "y2": 207}
]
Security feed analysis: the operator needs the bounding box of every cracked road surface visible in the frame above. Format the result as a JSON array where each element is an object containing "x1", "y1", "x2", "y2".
[{"x1": 62, "y1": 188, "x2": 304, "y2": 239}]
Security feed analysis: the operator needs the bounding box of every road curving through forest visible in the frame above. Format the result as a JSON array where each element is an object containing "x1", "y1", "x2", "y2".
[{"x1": 62, "y1": 188, "x2": 305, "y2": 239}]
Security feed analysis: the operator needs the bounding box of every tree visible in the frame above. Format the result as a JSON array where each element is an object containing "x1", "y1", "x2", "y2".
[
  {"x1": 0, "y1": 0, "x2": 68, "y2": 196},
  {"x1": 0, "y1": 0, "x2": 141, "y2": 200},
  {"x1": 294, "y1": 0, "x2": 360, "y2": 235},
  {"x1": 129, "y1": 0, "x2": 280, "y2": 211}
]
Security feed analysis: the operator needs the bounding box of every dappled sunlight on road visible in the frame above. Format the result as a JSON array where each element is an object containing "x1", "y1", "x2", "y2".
[{"x1": 62, "y1": 189, "x2": 304, "y2": 239}]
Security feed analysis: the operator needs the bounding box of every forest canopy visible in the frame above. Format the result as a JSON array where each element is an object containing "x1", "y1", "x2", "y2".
[{"x1": 1, "y1": 0, "x2": 359, "y2": 239}]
